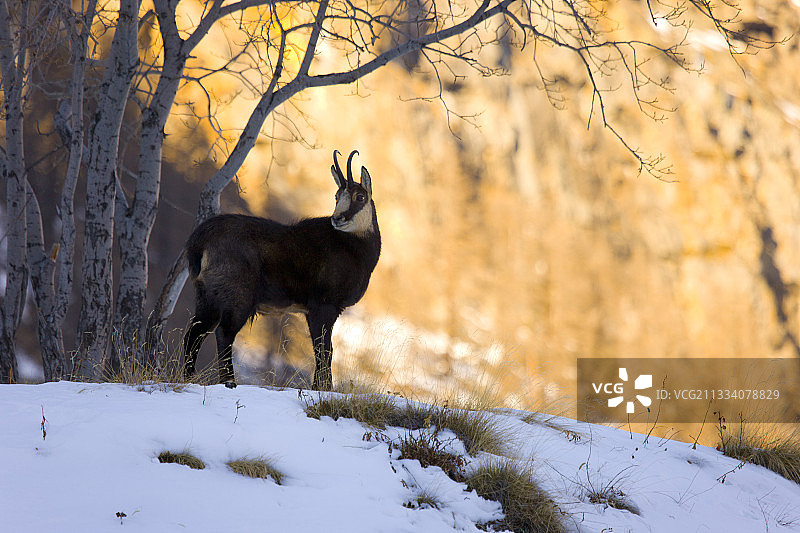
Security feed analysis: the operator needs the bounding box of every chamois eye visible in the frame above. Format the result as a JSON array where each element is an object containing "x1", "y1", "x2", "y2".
[{"x1": 354, "y1": 192, "x2": 366, "y2": 203}]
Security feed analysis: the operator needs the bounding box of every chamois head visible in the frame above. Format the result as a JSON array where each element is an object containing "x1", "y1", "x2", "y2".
[{"x1": 330, "y1": 150, "x2": 375, "y2": 235}]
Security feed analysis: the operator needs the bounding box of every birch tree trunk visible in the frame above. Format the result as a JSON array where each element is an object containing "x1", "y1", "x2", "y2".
[
  {"x1": 0, "y1": 0, "x2": 28, "y2": 383},
  {"x1": 25, "y1": 182, "x2": 67, "y2": 380},
  {"x1": 22, "y1": 0, "x2": 96, "y2": 381},
  {"x1": 74, "y1": 0, "x2": 141, "y2": 377},
  {"x1": 113, "y1": 0, "x2": 186, "y2": 367}
]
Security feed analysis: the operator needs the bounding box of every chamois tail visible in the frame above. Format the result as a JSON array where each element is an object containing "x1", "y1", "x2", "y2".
[{"x1": 185, "y1": 230, "x2": 206, "y2": 279}]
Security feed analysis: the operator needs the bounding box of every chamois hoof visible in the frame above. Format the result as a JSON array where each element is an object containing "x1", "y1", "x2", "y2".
[{"x1": 224, "y1": 381, "x2": 237, "y2": 389}]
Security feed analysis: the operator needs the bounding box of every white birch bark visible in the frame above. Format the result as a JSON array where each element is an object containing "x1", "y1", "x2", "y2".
[
  {"x1": 75, "y1": 0, "x2": 141, "y2": 377},
  {"x1": 56, "y1": 0, "x2": 95, "y2": 340},
  {"x1": 22, "y1": 0, "x2": 96, "y2": 381},
  {"x1": 25, "y1": 182, "x2": 67, "y2": 380},
  {"x1": 0, "y1": 0, "x2": 28, "y2": 383},
  {"x1": 114, "y1": 0, "x2": 189, "y2": 366}
]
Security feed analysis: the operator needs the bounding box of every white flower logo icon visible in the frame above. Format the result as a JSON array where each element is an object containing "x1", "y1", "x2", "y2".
[{"x1": 608, "y1": 368, "x2": 652, "y2": 413}]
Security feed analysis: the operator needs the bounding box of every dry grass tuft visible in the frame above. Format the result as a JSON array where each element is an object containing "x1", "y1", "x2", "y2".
[
  {"x1": 227, "y1": 457, "x2": 284, "y2": 484},
  {"x1": 104, "y1": 359, "x2": 219, "y2": 392},
  {"x1": 586, "y1": 485, "x2": 638, "y2": 514},
  {"x1": 158, "y1": 451, "x2": 205, "y2": 470},
  {"x1": 101, "y1": 325, "x2": 220, "y2": 390},
  {"x1": 433, "y1": 406, "x2": 507, "y2": 456},
  {"x1": 575, "y1": 462, "x2": 639, "y2": 515},
  {"x1": 717, "y1": 417, "x2": 800, "y2": 484},
  {"x1": 303, "y1": 392, "x2": 508, "y2": 456},
  {"x1": 466, "y1": 459, "x2": 564, "y2": 533},
  {"x1": 403, "y1": 488, "x2": 442, "y2": 510},
  {"x1": 303, "y1": 392, "x2": 400, "y2": 429},
  {"x1": 398, "y1": 429, "x2": 466, "y2": 482}
]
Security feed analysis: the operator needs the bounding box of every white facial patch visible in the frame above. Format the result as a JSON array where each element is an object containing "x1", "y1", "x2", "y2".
[
  {"x1": 333, "y1": 193, "x2": 351, "y2": 219},
  {"x1": 331, "y1": 192, "x2": 375, "y2": 236},
  {"x1": 345, "y1": 201, "x2": 375, "y2": 235}
]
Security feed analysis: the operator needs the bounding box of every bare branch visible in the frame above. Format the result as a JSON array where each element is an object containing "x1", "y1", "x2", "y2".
[{"x1": 298, "y1": 0, "x2": 330, "y2": 76}]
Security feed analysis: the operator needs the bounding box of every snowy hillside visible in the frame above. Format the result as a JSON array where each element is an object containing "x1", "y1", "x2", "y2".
[{"x1": 2, "y1": 382, "x2": 799, "y2": 532}]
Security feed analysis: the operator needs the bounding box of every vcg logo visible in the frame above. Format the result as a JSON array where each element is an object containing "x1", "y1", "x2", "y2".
[{"x1": 592, "y1": 368, "x2": 653, "y2": 414}]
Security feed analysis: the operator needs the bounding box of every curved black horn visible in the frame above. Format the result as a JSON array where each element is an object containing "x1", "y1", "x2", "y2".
[
  {"x1": 332, "y1": 150, "x2": 344, "y2": 181},
  {"x1": 346, "y1": 150, "x2": 359, "y2": 185}
]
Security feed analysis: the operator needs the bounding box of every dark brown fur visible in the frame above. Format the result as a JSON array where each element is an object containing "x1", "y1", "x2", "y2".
[{"x1": 183, "y1": 151, "x2": 380, "y2": 390}]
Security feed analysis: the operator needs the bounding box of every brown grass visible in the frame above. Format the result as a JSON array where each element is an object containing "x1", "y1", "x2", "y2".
[
  {"x1": 228, "y1": 457, "x2": 284, "y2": 484},
  {"x1": 158, "y1": 451, "x2": 205, "y2": 470},
  {"x1": 303, "y1": 392, "x2": 508, "y2": 456},
  {"x1": 398, "y1": 429, "x2": 466, "y2": 482},
  {"x1": 718, "y1": 419, "x2": 800, "y2": 484},
  {"x1": 466, "y1": 459, "x2": 565, "y2": 533}
]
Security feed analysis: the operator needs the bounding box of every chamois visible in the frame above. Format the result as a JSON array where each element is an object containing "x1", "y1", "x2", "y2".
[{"x1": 183, "y1": 150, "x2": 381, "y2": 390}]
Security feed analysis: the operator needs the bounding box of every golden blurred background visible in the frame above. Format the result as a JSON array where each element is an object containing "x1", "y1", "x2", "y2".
[
  {"x1": 15, "y1": 0, "x2": 800, "y2": 442},
  {"x1": 186, "y1": 0, "x2": 800, "y2": 419}
]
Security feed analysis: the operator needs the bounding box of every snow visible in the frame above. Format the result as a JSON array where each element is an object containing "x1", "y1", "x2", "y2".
[
  {"x1": 16, "y1": 353, "x2": 45, "y2": 382},
  {"x1": 1, "y1": 381, "x2": 799, "y2": 532}
]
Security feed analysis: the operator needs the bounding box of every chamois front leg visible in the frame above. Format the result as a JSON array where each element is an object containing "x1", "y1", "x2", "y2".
[
  {"x1": 307, "y1": 305, "x2": 340, "y2": 391},
  {"x1": 214, "y1": 309, "x2": 249, "y2": 389},
  {"x1": 183, "y1": 311, "x2": 218, "y2": 381}
]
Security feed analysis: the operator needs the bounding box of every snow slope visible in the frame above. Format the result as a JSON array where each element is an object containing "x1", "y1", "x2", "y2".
[{"x1": 1, "y1": 382, "x2": 799, "y2": 532}]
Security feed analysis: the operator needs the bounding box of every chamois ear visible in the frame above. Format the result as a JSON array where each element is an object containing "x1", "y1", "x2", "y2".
[
  {"x1": 331, "y1": 165, "x2": 345, "y2": 189},
  {"x1": 360, "y1": 167, "x2": 372, "y2": 197}
]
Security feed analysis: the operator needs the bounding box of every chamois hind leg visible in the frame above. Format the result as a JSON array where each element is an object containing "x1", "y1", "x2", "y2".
[
  {"x1": 214, "y1": 309, "x2": 249, "y2": 388},
  {"x1": 306, "y1": 305, "x2": 340, "y2": 391},
  {"x1": 183, "y1": 309, "x2": 218, "y2": 381}
]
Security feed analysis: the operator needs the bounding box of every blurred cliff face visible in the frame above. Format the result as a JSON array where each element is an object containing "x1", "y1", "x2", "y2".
[
  {"x1": 229, "y1": 0, "x2": 800, "y2": 399},
  {"x1": 11, "y1": 1, "x2": 795, "y2": 404}
]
